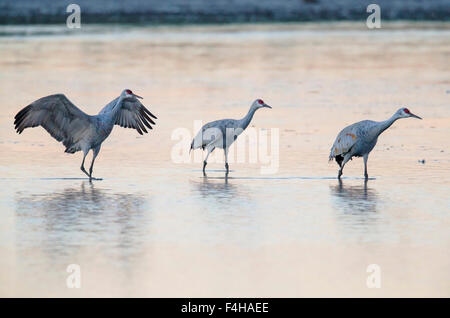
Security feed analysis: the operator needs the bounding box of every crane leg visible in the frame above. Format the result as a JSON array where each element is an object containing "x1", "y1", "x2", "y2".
[
  {"x1": 89, "y1": 146, "x2": 101, "y2": 181},
  {"x1": 203, "y1": 160, "x2": 207, "y2": 175},
  {"x1": 80, "y1": 151, "x2": 91, "y2": 179},
  {"x1": 338, "y1": 154, "x2": 352, "y2": 179},
  {"x1": 363, "y1": 154, "x2": 369, "y2": 180},
  {"x1": 224, "y1": 148, "x2": 229, "y2": 174},
  {"x1": 203, "y1": 146, "x2": 214, "y2": 176}
]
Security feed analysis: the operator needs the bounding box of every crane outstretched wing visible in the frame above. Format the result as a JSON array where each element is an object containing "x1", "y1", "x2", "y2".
[
  {"x1": 329, "y1": 125, "x2": 359, "y2": 161},
  {"x1": 113, "y1": 98, "x2": 157, "y2": 135},
  {"x1": 14, "y1": 94, "x2": 92, "y2": 152}
]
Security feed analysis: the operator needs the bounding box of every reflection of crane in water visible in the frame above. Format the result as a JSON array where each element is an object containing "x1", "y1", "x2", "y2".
[
  {"x1": 192, "y1": 175, "x2": 238, "y2": 201},
  {"x1": 329, "y1": 108, "x2": 422, "y2": 179},
  {"x1": 14, "y1": 89, "x2": 157, "y2": 181},
  {"x1": 15, "y1": 182, "x2": 149, "y2": 255},
  {"x1": 329, "y1": 180, "x2": 383, "y2": 242},
  {"x1": 330, "y1": 180, "x2": 378, "y2": 214}
]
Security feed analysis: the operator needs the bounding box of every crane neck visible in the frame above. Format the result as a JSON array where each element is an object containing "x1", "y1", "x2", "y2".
[
  {"x1": 376, "y1": 114, "x2": 399, "y2": 136},
  {"x1": 239, "y1": 106, "x2": 258, "y2": 130}
]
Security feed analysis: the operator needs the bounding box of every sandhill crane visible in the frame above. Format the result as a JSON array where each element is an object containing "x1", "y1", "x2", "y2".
[
  {"x1": 329, "y1": 107, "x2": 422, "y2": 179},
  {"x1": 190, "y1": 99, "x2": 272, "y2": 175},
  {"x1": 14, "y1": 89, "x2": 157, "y2": 181}
]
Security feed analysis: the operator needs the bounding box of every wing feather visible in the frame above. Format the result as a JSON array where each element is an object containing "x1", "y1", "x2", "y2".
[
  {"x1": 329, "y1": 125, "x2": 359, "y2": 161},
  {"x1": 112, "y1": 98, "x2": 157, "y2": 134},
  {"x1": 14, "y1": 94, "x2": 92, "y2": 151},
  {"x1": 190, "y1": 120, "x2": 232, "y2": 150}
]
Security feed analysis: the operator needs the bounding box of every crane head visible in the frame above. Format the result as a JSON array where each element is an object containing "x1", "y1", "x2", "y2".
[
  {"x1": 253, "y1": 99, "x2": 272, "y2": 109},
  {"x1": 122, "y1": 89, "x2": 143, "y2": 99},
  {"x1": 396, "y1": 107, "x2": 422, "y2": 120}
]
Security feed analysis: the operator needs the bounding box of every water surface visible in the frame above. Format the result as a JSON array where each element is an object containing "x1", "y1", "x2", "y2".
[{"x1": 0, "y1": 23, "x2": 449, "y2": 297}]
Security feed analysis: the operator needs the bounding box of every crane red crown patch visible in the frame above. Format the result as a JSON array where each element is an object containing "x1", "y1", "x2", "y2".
[
  {"x1": 403, "y1": 108, "x2": 410, "y2": 114},
  {"x1": 126, "y1": 89, "x2": 132, "y2": 94},
  {"x1": 257, "y1": 99, "x2": 264, "y2": 104}
]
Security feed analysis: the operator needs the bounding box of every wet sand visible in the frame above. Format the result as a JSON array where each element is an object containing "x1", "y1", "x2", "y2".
[{"x1": 0, "y1": 22, "x2": 449, "y2": 297}]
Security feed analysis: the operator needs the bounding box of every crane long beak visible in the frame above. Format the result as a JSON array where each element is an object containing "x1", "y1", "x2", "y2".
[
  {"x1": 263, "y1": 104, "x2": 272, "y2": 109},
  {"x1": 410, "y1": 113, "x2": 422, "y2": 119},
  {"x1": 133, "y1": 94, "x2": 143, "y2": 99}
]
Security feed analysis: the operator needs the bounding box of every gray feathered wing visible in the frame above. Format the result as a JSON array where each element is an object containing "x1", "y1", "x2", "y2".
[
  {"x1": 329, "y1": 125, "x2": 359, "y2": 161},
  {"x1": 14, "y1": 94, "x2": 92, "y2": 153},
  {"x1": 106, "y1": 97, "x2": 157, "y2": 135}
]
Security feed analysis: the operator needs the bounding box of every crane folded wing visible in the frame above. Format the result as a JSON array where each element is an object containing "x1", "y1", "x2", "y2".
[
  {"x1": 190, "y1": 122, "x2": 223, "y2": 151},
  {"x1": 329, "y1": 126, "x2": 358, "y2": 161}
]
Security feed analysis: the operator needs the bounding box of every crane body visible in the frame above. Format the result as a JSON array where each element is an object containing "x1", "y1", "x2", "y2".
[
  {"x1": 190, "y1": 99, "x2": 272, "y2": 175},
  {"x1": 329, "y1": 107, "x2": 422, "y2": 179},
  {"x1": 14, "y1": 89, "x2": 157, "y2": 181}
]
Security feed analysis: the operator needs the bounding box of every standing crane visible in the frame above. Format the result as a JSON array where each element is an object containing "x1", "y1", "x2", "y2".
[
  {"x1": 14, "y1": 89, "x2": 157, "y2": 181},
  {"x1": 190, "y1": 99, "x2": 272, "y2": 175},
  {"x1": 329, "y1": 107, "x2": 422, "y2": 179}
]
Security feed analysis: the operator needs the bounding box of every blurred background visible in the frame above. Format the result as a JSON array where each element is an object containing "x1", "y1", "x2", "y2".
[
  {"x1": 0, "y1": 0, "x2": 449, "y2": 297},
  {"x1": 0, "y1": 0, "x2": 449, "y2": 24}
]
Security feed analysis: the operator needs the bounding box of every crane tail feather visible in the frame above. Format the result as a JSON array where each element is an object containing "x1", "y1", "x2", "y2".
[{"x1": 335, "y1": 155, "x2": 343, "y2": 167}]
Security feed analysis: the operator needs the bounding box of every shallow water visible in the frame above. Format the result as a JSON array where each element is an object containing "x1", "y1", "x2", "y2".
[{"x1": 0, "y1": 22, "x2": 449, "y2": 297}]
